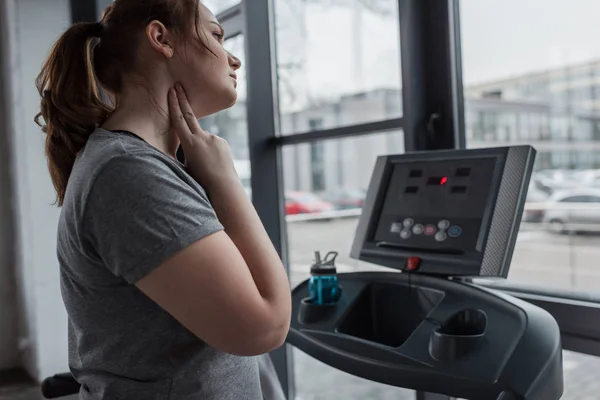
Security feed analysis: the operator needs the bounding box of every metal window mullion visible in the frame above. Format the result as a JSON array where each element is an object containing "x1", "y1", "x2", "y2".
[
  {"x1": 218, "y1": 3, "x2": 244, "y2": 39},
  {"x1": 398, "y1": 0, "x2": 426, "y2": 152},
  {"x1": 216, "y1": 2, "x2": 242, "y2": 21},
  {"x1": 243, "y1": 0, "x2": 295, "y2": 398},
  {"x1": 399, "y1": 0, "x2": 465, "y2": 152},
  {"x1": 448, "y1": 0, "x2": 466, "y2": 149},
  {"x1": 273, "y1": 117, "x2": 404, "y2": 147}
]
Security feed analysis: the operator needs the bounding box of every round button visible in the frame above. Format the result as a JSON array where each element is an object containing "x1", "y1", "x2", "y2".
[
  {"x1": 448, "y1": 225, "x2": 462, "y2": 238},
  {"x1": 412, "y1": 224, "x2": 424, "y2": 235},
  {"x1": 424, "y1": 225, "x2": 436, "y2": 236},
  {"x1": 390, "y1": 222, "x2": 402, "y2": 233},
  {"x1": 438, "y1": 219, "x2": 450, "y2": 230},
  {"x1": 403, "y1": 218, "x2": 414, "y2": 228},
  {"x1": 400, "y1": 230, "x2": 411, "y2": 239},
  {"x1": 435, "y1": 231, "x2": 447, "y2": 242}
]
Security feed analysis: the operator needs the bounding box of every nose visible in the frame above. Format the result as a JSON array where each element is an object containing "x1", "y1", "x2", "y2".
[{"x1": 228, "y1": 51, "x2": 242, "y2": 71}]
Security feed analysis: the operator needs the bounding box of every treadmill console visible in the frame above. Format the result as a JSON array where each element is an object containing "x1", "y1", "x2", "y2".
[{"x1": 351, "y1": 146, "x2": 536, "y2": 277}]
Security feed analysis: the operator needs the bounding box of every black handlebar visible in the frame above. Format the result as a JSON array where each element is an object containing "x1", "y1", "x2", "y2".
[{"x1": 41, "y1": 373, "x2": 80, "y2": 398}]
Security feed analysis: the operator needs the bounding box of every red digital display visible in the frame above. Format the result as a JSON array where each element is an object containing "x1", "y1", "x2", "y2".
[{"x1": 427, "y1": 176, "x2": 449, "y2": 186}]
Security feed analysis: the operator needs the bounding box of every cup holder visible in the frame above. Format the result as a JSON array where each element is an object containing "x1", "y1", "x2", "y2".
[
  {"x1": 298, "y1": 297, "x2": 338, "y2": 325},
  {"x1": 429, "y1": 309, "x2": 487, "y2": 361}
]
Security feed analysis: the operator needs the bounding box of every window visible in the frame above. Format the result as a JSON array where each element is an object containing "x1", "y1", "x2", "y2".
[
  {"x1": 461, "y1": 0, "x2": 600, "y2": 291},
  {"x1": 274, "y1": 0, "x2": 402, "y2": 134},
  {"x1": 199, "y1": 35, "x2": 250, "y2": 193},
  {"x1": 202, "y1": 0, "x2": 240, "y2": 15},
  {"x1": 284, "y1": 132, "x2": 412, "y2": 398},
  {"x1": 461, "y1": 2, "x2": 600, "y2": 397}
]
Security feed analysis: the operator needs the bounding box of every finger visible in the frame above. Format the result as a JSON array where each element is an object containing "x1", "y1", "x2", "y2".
[
  {"x1": 175, "y1": 83, "x2": 207, "y2": 137},
  {"x1": 168, "y1": 88, "x2": 192, "y2": 141}
]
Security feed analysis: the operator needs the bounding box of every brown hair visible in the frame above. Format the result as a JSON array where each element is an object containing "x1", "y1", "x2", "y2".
[{"x1": 35, "y1": 0, "x2": 205, "y2": 206}]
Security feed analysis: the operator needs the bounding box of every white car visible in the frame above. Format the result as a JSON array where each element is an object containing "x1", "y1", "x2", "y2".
[{"x1": 542, "y1": 188, "x2": 600, "y2": 233}]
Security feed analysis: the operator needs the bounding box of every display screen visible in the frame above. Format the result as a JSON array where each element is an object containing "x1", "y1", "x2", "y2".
[
  {"x1": 373, "y1": 158, "x2": 497, "y2": 254},
  {"x1": 350, "y1": 146, "x2": 533, "y2": 278},
  {"x1": 426, "y1": 176, "x2": 449, "y2": 186}
]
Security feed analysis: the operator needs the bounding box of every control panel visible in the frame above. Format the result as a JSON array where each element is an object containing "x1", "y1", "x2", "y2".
[
  {"x1": 388, "y1": 218, "x2": 460, "y2": 242},
  {"x1": 351, "y1": 146, "x2": 536, "y2": 277},
  {"x1": 374, "y1": 157, "x2": 497, "y2": 253}
]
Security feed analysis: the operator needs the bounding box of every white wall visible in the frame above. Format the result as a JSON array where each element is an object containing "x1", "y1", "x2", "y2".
[{"x1": 1, "y1": 0, "x2": 71, "y2": 381}]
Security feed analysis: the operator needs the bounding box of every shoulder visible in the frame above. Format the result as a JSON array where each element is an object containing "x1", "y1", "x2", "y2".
[
  {"x1": 87, "y1": 150, "x2": 206, "y2": 216},
  {"x1": 80, "y1": 129, "x2": 194, "y2": 196},
  {"x1": 69, "y1": 129, "x2": 209, "y2": 224}
]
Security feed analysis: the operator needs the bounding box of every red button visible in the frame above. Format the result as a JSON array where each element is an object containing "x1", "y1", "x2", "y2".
[
  {"x1": 424, "y1": 225, "x2": 436, "y2": 236},
  {"x1": 407, "y1": 256, "x2": 421, "y2": 271}
]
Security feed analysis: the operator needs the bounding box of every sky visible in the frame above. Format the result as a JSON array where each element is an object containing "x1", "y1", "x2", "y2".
[
  {"x1": 460, "y1": 0, "x2": 600, "y2": 84},
  {"x1": 271, "y1": 0, "x2": 600, "y2": 109}
]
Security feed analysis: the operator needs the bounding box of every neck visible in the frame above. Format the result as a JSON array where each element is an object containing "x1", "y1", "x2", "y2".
[{"x1": 101, "y1": 84, "x2": 179, "y2": 158}]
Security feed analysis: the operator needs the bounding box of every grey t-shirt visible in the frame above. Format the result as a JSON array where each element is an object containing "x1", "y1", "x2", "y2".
[{"x1": 57, "y1": 128, "x2": 262, "y2": 399}]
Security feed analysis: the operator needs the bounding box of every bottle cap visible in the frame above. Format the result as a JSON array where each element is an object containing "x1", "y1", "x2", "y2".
[{"x1": 310, "y1": 251, "x2": 338, "y2": 275}]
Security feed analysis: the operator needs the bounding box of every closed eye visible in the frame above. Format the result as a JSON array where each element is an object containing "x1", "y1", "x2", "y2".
[{"x1": 209, "y1": 21, "x2": 225, "y2": 41}]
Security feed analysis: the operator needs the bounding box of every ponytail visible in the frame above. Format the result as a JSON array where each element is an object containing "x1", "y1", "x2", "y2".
[{"x1": 35, "y1": 22, "x2": 112, "y2": 206}]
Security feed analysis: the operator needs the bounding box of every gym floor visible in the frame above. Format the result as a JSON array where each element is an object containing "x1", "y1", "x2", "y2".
[
  {"x1": 0, "y1": 369, "x2": 75, "y2": 400},
  {"x1": 1, "y1": 387, "x2": 75, "y2": 400}
]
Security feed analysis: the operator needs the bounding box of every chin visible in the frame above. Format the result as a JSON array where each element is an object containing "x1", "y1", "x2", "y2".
[
  {"x1": 189, "y1": 88, "x2": 238, "y2": 118},
  {"x1": 222, "y1": 86, "x2": 238, "y2": 106},
  {"x1": 211, "y1": 91, "x2": 238, "y2": 114},
  {"x1": 227, "y1": 92, "x2": 238, "y2": 108}
]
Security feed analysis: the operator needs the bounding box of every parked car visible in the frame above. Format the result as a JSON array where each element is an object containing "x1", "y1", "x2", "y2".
[
  {"x1": 542, "y1": 188, "x2": 600, "y2": 233},
  {"x1": 285, "y1": 191, "x2": 334, "y2": 215},
  {"x1": 321, "y1": 189, "x2": 366, "y2": 210}
]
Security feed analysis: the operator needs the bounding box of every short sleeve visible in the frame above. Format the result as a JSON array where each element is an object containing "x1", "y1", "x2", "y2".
[{"x1": 83, "y1": 153, "x2": 224, "y2": 284}]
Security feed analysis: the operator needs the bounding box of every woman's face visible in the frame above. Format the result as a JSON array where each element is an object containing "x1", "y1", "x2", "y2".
[{"x1": 170, "y1": 4, "x2": 242, "y2": 118}]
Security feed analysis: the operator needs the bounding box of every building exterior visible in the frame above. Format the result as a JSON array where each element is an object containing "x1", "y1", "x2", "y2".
[
  {"x1": 466, "y1": 59, "x2": 600, "y2": 171},
  {"x1": 279, "y1": 88, "x2": 404, "y2": 194},
  {"x1": 202, "y1": 60, "x2": 600, "y2": 195}
]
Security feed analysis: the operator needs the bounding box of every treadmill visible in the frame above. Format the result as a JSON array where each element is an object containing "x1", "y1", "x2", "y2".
[
  {"x1": 41, "y1": 145, "x2": 562, "y2": 399},
  {"x1": 287, "y1": 146, "x2": 564, "y2": 400}
]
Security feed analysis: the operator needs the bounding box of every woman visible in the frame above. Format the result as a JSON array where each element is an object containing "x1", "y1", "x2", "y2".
[{"x1": 35, "y1": 1, "x2": 291, "y2": 399}]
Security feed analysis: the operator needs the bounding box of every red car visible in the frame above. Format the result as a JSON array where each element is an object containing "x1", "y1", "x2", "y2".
[{"x1": 285, "y1": 191, "x2": 334, "y2": 215}]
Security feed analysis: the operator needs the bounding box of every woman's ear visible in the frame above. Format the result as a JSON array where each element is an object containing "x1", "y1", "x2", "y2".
[{"x1": 145, "y1": 20, "x2": 175, "y2": 59}]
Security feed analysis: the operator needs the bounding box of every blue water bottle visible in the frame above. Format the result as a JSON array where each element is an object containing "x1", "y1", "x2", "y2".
[{"x1": 309, "y1": 251, "x2": 341, "y2": 305}]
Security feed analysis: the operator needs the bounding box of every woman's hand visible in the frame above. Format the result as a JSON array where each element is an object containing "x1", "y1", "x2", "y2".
[{"x1": 168, "y1": 83, "x2": 239, "y2": 191}]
